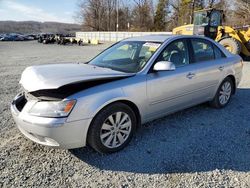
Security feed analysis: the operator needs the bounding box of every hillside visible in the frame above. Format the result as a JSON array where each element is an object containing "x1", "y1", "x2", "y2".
[{"x1": 0, "y1": 21, "x2": 82, "y2": 34}]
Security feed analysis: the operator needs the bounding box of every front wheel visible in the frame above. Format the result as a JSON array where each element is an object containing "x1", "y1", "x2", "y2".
[
  {"x1": 210, "y1": 78, "x2": 233, "y2": 108},
  {"x1": 87, "y1": 103, "x2": 137, "y2": 153}
]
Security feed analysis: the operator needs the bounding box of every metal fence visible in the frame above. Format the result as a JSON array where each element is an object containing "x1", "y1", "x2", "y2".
[{"x1": 76, "y1": 31, "x2": 172, "y2": 42}]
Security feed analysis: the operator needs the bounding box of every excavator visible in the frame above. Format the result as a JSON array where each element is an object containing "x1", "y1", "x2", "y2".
[{"x1": 172, "y1": 8, "x2": 250, "y2": 59}]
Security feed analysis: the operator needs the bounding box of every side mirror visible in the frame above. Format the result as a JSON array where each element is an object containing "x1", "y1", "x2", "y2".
[{"x1": 153, "y1": 61, "x2": 176, "y2": 71}]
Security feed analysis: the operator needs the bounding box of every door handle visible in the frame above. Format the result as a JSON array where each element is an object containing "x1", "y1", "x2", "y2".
[
  {"x1": 218, "y1": 66, "x2": 224, "y2": 71},
  {"x1": 186, "y1": 72, "x2": 195, "y2": 79}
]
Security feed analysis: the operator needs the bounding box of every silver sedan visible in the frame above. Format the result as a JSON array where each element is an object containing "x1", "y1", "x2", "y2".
[{"x1": 11, "y1": 35, "x2": 243, "y2": 153}]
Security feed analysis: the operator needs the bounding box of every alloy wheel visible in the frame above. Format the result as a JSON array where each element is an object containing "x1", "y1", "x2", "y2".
[
  {"x1": 219, "y1": 81, "x2": 232, "y2": 105},
  {"x1": 100, "y1": 112, "x2": 132, "y2": 149}
]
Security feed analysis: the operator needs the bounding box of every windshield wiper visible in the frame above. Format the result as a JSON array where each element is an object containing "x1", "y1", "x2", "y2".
[
  {"x1": 93, "y1": 64, "x2": 121, "y2": 71},
  {"x1": 91, "y1": 64, "x2": 135, "y2": 73}
]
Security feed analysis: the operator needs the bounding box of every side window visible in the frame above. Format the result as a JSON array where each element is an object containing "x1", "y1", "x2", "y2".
[
  {"x1": 191, "y1": 39, "x2": 214, "y2": 62},
  {"x1": 156, "y1": 40, "x2": 189, "y2": 67},
  {"x1": 213, "y1": 44, "x2": 226, "y2": 59}
]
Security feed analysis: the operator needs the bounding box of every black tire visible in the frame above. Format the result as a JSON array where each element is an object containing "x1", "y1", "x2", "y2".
[
  {"x1": 87, "y1": 102, "x2": 137, "y2": 153},
  {"x1": 245, "y1": 41, "x2": 250, "y2": 51},
  {"x1": 219, "y1": 38, "x2": 241, "y2": 55},
  {"x1": 209, "y1": 77, "x2": 234, "y2": 109}
]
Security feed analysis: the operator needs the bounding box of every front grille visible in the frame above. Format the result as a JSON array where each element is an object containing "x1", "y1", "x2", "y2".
[
  {"x1": 14, "y1": 87, "x2": 39, "y2": 112},
  {"x1": 15, "y1": 95, "x2": 27, "y2": 112}
]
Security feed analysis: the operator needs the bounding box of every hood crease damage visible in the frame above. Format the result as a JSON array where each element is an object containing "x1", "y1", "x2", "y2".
[
  {"x1": 27, "y1": 76, "x2": 130, "y2": 101},
  {"x1": 19, "y1": 63, "x2": 134, "y2": 100}
]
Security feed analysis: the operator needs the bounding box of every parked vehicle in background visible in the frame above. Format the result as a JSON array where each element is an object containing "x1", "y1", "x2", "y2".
[
  {"x1": 0, "y1": 33, "x2": 37, "y2": 41},
  {"x1": 11, "y1": 35, "x2": 243, "y2": 153},
  {"x1": 37, "y1": 33, "x2": 54, "y2": 43},
  {"x1": 23, "y1": 34, "x2": 35, "y2": 40},
  {"x1": 36, "y1": 33, "x2": 79, "y2": 45},
  {"x1": 43, "y1": 35, "x2": 56, "y2": 44},
  {"x1": 0, "y1": 33, "x2": 23, "y2": 41}
]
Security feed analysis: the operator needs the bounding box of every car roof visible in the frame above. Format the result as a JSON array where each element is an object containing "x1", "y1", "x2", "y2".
[
  {"x1": 123, "y1": 34, "x2": 173, "y2": 42},
  {"x1": 122, "y1": 34, "x2": 216, "y2": 43}
]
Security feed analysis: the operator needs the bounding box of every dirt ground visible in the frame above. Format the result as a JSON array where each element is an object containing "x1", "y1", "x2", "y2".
[{"x1": 0, "y1": 41, "x2": 250, "y2": 187}]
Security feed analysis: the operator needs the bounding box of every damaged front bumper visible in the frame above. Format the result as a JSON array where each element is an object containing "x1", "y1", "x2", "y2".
[{"x1": 11, "y1": 93, "x2": 91, "y2": 149}]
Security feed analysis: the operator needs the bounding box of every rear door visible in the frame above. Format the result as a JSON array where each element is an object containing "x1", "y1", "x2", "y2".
[{"x1": 188, "y1": 38, "x2": 227, "y2": 99}]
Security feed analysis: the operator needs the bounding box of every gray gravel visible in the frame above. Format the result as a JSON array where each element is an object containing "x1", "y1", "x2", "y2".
[{"x1": 0, "y1": 41, "x2": 250, "y2": 188}]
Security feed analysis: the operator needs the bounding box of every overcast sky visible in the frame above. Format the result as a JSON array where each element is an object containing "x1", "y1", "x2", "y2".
[{"x1": 0, "y1": 0, "x2": 79, "y2": 23}]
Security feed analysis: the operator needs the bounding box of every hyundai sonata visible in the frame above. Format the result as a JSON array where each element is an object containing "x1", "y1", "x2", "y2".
[{"x1": 11, "y1": 35, "x2": 243, "y2": 153}]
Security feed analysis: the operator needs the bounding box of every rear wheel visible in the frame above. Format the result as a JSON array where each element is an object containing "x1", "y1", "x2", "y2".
[
  {"x1": 245, "y1": 41, "x2": 250, "y2": 51},
  {"x1": 87, "y1": 103, "x2": 137, "y2": 153},
  {"x1": 210, "y1": 77, "x2": 233, "y2": 108},
  {"x1": 219, "y1": 38, "x2": 241, "y2": 55}
]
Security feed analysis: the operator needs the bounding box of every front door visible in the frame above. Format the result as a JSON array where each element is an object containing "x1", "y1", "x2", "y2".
[{"x1": 146, "y1": 39, "x2": 199, "y2": 119}]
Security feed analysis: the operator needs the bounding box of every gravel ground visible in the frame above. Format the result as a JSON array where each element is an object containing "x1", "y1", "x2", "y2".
[{"x1": 0, "y1": 41, "x2": 250, "y2": 188}]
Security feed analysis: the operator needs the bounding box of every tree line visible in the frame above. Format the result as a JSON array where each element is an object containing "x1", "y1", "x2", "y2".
[{"x1": 77, "y1": 0, "x2": 250, "y2": 32}]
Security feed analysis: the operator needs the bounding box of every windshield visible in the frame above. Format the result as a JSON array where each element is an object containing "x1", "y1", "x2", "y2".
[
  {"x1": 88, "y1": 41, "x2": 162, "y2": 73},
  {"x1": 193, "y1": 12, "x2": 209, "y2": 26}
]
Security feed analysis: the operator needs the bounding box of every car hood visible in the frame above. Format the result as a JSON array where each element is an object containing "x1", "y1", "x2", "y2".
[{"x1": 20, "y1": 63, "x2": 134, "y2": 92}]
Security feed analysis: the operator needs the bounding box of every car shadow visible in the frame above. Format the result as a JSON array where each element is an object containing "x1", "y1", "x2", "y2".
[{"x1": 70, "y1": 88, "x2": 250, "y2": 174}]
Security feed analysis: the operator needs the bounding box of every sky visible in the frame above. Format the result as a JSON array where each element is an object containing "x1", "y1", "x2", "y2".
[{"x1": 0, "y1": 0, "x2": 79, "y2": 23}]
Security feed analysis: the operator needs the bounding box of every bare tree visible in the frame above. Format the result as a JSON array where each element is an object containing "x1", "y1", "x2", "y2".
[
  {"x1": 75, "y1": 0, "x2": 250, "y2": 32},
  {"x1": 234, "y1": 0, "x2": 250, "y2": 25},
  {"x1": 77, "y1": 0, "x2": 108, "y2": 31},
  {"x1": 105, "y1": 0, "x2": 116, "y2": 31},
  {"x1": 76, "y1": 0, "x2": 132, "y2": 31},
  {"x1": 130, "y1": 0, "x2": 154, "y2": 31},
  {"x1": 207, "y1": 0, "x2": 216, "y2": 8}
]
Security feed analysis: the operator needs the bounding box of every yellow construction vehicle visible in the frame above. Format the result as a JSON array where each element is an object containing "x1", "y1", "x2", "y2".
[{"x1": 173, "y1": 9, "x2": 250, "y2": 58}]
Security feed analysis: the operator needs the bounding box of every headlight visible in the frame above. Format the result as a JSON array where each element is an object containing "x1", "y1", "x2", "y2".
[{"x1": 29, "y1": 100, "x2": 76, "y2": 118}]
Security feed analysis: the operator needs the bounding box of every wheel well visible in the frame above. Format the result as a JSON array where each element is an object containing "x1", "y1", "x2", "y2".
[
  {"x1": 114, "y1": 100, "x2": 141, "y2": 128},
  {"x1": 226, "y1": 75, "x2": 236, "y2": 94},
  {"x1": 91, "y1": 100, "x2": 141, "y2": 129}
]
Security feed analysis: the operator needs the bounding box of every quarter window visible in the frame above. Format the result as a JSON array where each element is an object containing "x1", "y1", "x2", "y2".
[
  {"x1": 214, "y1": 44, "x2": 226, "y2": 59},
  {"x1": 156, "y1": 40, "x2": 189, "y2": 67},
  {"x1": 191, "y1": 39, "x2": 214, "y2": 62}
]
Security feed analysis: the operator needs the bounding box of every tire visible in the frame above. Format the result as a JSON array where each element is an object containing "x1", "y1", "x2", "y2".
[
  {"x1": 209, "y1": 77, "x2": 234, "y2": 109},
  {"x1": 219, "y1": 38, "x2": 241, "y2": 55},
  {"x1": 245, "y1": 41, "x2": 250, "y2": 51},
  {"x1": 87, "y1": 102, "x2": 137, "y2": 153}
]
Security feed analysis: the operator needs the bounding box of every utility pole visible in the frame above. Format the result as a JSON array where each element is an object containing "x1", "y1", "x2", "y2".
[{"x1": 116, "y1": 0, "x2": 119, "y2": 32}]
